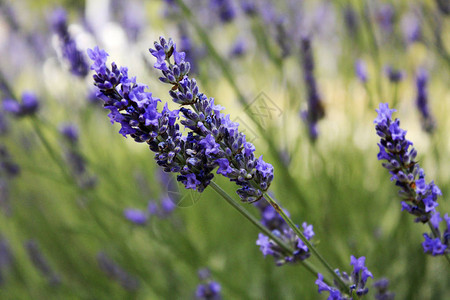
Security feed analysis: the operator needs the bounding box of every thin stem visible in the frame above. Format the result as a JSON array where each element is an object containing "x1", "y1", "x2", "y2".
[
  {"x1": 263, "y1": 191, "x2": 348, "y2": 291},
  {"x1": 208, "y1": 181, "x2": 325, "y2": 283}
]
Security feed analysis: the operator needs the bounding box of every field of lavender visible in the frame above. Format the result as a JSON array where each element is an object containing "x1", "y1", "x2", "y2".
[{"x1": 1, "y1": 0, "x2": 449, "y2": 299}]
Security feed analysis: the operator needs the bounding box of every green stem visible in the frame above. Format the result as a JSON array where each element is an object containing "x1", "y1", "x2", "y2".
[
  {"x1": 208, "y1": 181, "x2": 325, "y2": 283},
  {"x1": 263, "y1": 191, "x2": 348, "y2": 291}
]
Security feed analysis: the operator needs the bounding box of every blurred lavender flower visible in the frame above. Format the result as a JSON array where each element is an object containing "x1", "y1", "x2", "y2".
[
  {"x1": 0, "y1": 235, "x2": 13, "y2": 285},
  {"x1": 355, "y1": 59, "x2": 368, "y2": 83},
  {"x1": 385, "y1": 66, "x2": 405, "y2": 83},
  {"x1": 111, "y1": 0, "x2": 146, "y2": 42},
  {"x1": 0, "y1": 111, "x2": 8, "y2": 136},
  {"x1": 97, "y1": 252, "x2": 139, "y2": 291},
  {"x1": 401, "y1": 13, "x2": 421, "y2": 44},
  {"x1": 59, "y1": 123, "x2": 97, "y2": 189},
  {"x1": 3, "y1": 91, "x2": 39, "y2": 117},
  {"x1": 196, "y1": 268, "x2": 221, "y2": 300},
  {"x1": 315, "y1": 256, "x2": 373, "y2": 298},
  {"x1": 24, "y1": 240, "x2": 61, "y2": 285},
  {"x1": 415, "y1": 68, "x2": 435, "y2": 133},
  {"x1": 373, "y1": 278, "x2": 395, "y2": 300},
  {"x1": 229, "y1": 38, "x2": 246, "y2": 58},
  {"x1": 376, "y1": 4, "x2": 395, "y2": 35},
  {"x1": 343, "y1": 5, "x2": 359, "y2": 36},
  {"x1": 210, "y1": 0, "x2": 236, "y2": 23},
  {"x1": 123, "y1": 208, "x2": 148, "y2": 225},
  {"x1": 299, "y1": 36, "x2": 325, "y2": 141},
  {"x1": 435, "y1": 0, "x2": 450, "y2": 15},
  {"x1": 240, "y1": 0, "x2": 257, "y2": 16},
  {"x1": 0, "y1": 145, "x2": 20, "y2": 178},
  {"x1": 50, "y1": 7, "x2": 89, "y2": 77},
  {"x1": 254, "y1": 199, "x2": 314, "y2": 265}
]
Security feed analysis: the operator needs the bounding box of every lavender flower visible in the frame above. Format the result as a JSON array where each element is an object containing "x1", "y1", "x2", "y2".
[
  {"x1": 0, "y1": 145, "x2": 20, "y2": 178},
  {"x1": 315, "y1": 256, "x2": 373, "y2": 299},
  {"x1": 355, "y1": 59, "x2": 368, "y2": 83},
  {"x1": 210, "y1": 0, "x2": 236, "y2": 23},
  {"x1": 123, "y1": 208, "x2": 148, "y2": 225},
  {"x1": 343, "y1": 5, "x2": 359, "y2": 36},
  {"x1": 401, "y1": 13, "x2": 421, "y2": 44},
  {"x1": 97, "y1": 252, "x2": 139, "y2": 291},
  {"x1": 50, "y1": 7, "x2": 89, "y2": 77},
  {"x1": 149, "y1": 37, "x2": 274, "y2": 202},
  {"x1": 254, "y1": 200, "x2": 314, "y2": 265},
  {"x1": 299, "y1": 36, "x2": 325, "y2": 141},
  {"x1": 374, "y1": 103, "x2": 440, "y2": 223},
  {"x1": 195, "y1": 268, "x2": 221, "y2": 300},
  {"x1": 375, "y1": 103, "x2": 449, "y2": 256},
  {"x1": 415, "y1": 68, "x2": 435, "y2": 133},
  {"x1": 376, "y1": 4, "x2": 395, "y2": 35},
  {"x1": 422, "y1": 212, "x2": 449, "y2": 256},
  {"x1": 0, "y1": 235, "x2": 13, "y2": 285},
  {"x1": 385, "y1": 66, "x2": 405, "y2": 83},
  {"x1": 3, "y1": 91, "x2": 39, "y2": 117},
  {"x1": 24, "y1": 240, "x2": 61, "y2": 285},
  {"x1": 373, "y1": 278, "x2": 395, "y2": 300},
  {"x1": 59, "y1": 123, "x2": 79, "y2": 144}
]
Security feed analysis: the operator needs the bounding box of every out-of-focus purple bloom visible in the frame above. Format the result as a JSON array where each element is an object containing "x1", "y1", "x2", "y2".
[
  {"x1": 59, "y1": 123, "x2": 79, "y2": 144},
  {"x1": 196, "y1": 281, "x2": 222, "y2": 300},
  {"x1": 435, "y1": 0, "x2": 450, "y2": 15},
  {"x1": 24, "y1": 240, "x2": 61, "y2": 285},
  {"x1": 210, "y1": 0, "x2": 236, "y2": 23},
  {"x1": 415, "y1": 68, "x2": 435, "y2": 133},
  {"x1": 0, "y1": 111, "x2": 9, "y2": 135},
  {"x1": 385, "y1": 65, "x2": 405, "y2": 83},
  {"x1": 355, "y1": 59, "x2": 368, "y2": 83},
  {"x1": 240, "y1": 0, "x2": 257, "y2": 16},
  {"x1": 50, "y1": 7, "x2": 89, "y2": 77},
  {"x1": 123, "y1": 208, "x2": 148, "y2": 225},
  {"x1": 0, "y1": 146, "x2": 20, "y2": 178},
  {"x1": 299, "y1": 36, "x2": 325, "y2": 141},
  {"x1": 97, "y1": 252, "x2": 139, "y2": 290},
  {"x1": 373, "y1": 278, "x2": 395, "y2": 300},
  {"x1": 3, "y1": 91, "x2": 39, "y2": 117},
  {"x1": 343, "y1": 5, "x2": 359, "y2": 36},
  {"x1": 401, "y1": 13, "x2": 421, "y2": 44},
  {"x1": 197, "y1": 268, "x2": 211, "y2": 281},
  {"x1": 0, "y1": 235, "x2": 13, "y2": 285},
  {"x1": 376, "y1": 4, "x2": 395, "y2": 34},
  {"x1": 229, "y1": 38, "x2": 246, "y2": 57}
]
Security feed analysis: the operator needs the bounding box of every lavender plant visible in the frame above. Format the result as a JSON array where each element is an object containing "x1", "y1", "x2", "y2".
[{"x1": 374, "y1": 103, "x2": 449, "y2": 259}]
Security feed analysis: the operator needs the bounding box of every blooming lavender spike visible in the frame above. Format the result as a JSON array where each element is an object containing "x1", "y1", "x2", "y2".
[
  {"x1": 415, "y1": 68, "x2": 435, "y2": 133},
  {"x1": 149, "y1": 37, "x2": 274, "y2": 202},
  {"x1": 210, "y1": 0, "x2": 236, "y2": 23},
  {"x1": 195, "y1": 268, "x2": 221, "y2": 300},
  {"x1": 24, "y1": 240, "x2": 61, "y2": 285},
  {"x1": 385, "y1": 66, "x2": 405, "y2": 83},
  {"x1": 50, "y1": 7, "x2": 89, "y2": 77},
  {"x1": 421, "y1": 212, "x2": 449, "y2": 256},
  {"x1": 375, "y1": 103, "x2": 449, "y2": 256},
  {"x1": 97, "y1": 252, "x2": 139, "y2": 291},
  {"x1": 299, "y1": 36, "x2": 325, "y2": 141},
  {"x1": 254, "y1": 199, "x2": 314, "y2": 265},
  {"x1": 315, "y1": 256, "x2": 373, "y2": 299},
  {"x1": 59, "y1": 123, "x2": 79, "y2": 144}
]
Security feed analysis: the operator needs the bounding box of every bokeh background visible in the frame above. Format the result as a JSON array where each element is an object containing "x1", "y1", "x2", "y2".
[{"x1": 0, "y1": 0, "x2": 449, "y2": 298}]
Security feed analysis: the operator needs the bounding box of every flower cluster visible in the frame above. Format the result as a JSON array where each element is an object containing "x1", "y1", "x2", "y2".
[
  {"x1": 373, "y1": 278, "x2": 395, "y2": 300},
  {"x1": 374, "y1": 103, "x2": 440, "y2": 223},
  {"x1": 50, "y1": 7, "x2": 89, "y2": 77},
  {"x1": 3, "y1": 91, "x2": 39, "y2": 117},
  {"x1": 375, "y1": 103, "x2": 449, "y2": 256},
  {"x1": 415, "y1": 68, "x2": 435, "y2": 133},
  {"x1": 195, "y1": 268, "x2": 221, "y2": 300},
  {"x1": 299, "y1": 36, "x2": 325, "y2": 141},
  {"x1": 254, "y1": 199, "x2": 314, "y2": 265},
  {"x1": 315, "y1": 256, "x2": 373, "y2": 299},
  {"x1": 148, "y1": 37, "x2": 274, "y2": 202},
  {"x1": 422, "y1": 212, "x2": 449, "y2": 256}
]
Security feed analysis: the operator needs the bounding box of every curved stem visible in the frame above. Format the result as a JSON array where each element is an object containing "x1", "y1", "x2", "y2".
[
  {"x1": 208, "y1": 181, "x2": 326, "y2": 283},
  {"x1": 263, "y1": 191, "x2": 348, "y2": 291}
]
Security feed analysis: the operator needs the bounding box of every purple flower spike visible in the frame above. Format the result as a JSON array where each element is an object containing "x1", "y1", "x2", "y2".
[{"x1": 123, "y1": 208, "x2": 148, "y2": 225}]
